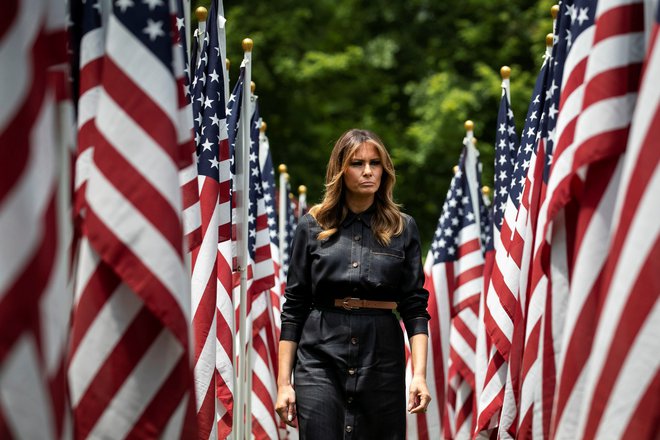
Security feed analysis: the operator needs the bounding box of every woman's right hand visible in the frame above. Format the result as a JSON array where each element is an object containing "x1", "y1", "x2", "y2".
[{"x1": 275, "y1": 384, "x2": 297, "y2": 427}]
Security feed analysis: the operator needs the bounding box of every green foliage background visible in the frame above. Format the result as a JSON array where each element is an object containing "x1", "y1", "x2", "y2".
[{"x1": 192, "y1": 0, "x2": 555, "y2": 253}]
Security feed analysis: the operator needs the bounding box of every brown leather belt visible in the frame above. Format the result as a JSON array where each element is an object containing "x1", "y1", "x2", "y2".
[{"x1": 334, "y1": 297, "x2": 397, "y2": 311}]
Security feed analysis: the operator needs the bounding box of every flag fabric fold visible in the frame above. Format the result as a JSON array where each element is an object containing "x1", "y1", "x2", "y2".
[
  {"x1": 0, "y1": 1, "x2": 72, "y2": 437},
  {"x1": 247, "y1": 104, "x2": 279, "y2": 440},
  {"x1": 188, "y1": 0, "x2": 234, "y2": 436},
  {"x1": 542, "y1": 0, "x2": 649, "y2": 438},
  {"x1": 414, "y1": 138, "x2": 489, "y2": 439},
  {"x1": 67, "y1": 1, "x2": 197, "y2": 437},
  {"x1": 474, "y1": 70, "x2": 518, "y2": 437}
]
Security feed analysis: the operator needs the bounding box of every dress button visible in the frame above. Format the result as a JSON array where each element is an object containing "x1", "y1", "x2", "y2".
[
  {"x1": 347, "y1": 396, "x2": 354, "y2": 404},
  {"x1": 354, "y1": 235, "x2": 361, "y2": 241},
  {"x1": 348, "y1": 368, "x2": 356, "y2": 375},
  {"x1": 346, "y1": 425, "x2": 353, "y2": 433},
  {"x1": 351, "y1": 337, "x2": 358, "y2": 345},
  {"x1": 352, "y1": 261, "x2": 359, "y2": 268}
]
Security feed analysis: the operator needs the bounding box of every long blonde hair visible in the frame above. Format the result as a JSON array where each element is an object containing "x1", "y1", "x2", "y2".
[{"x1": 309, "y1": 129, "x2": 404, "y2": 246}]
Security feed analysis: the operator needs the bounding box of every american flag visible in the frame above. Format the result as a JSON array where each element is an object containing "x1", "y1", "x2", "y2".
[
  {"x1": 173, "y1": 0, "x2": 203, "y2": 255},
  {"x1": 501, "y1": 21, "x2": 573, "y2": 435},
  {"x1": 226, "y1": 61, "x2": 244, "y2": 270},
  {"x1": 233, "y1": 82, "x2": 275, "y2": 312},
  {"x1": 485, "y1": 44, "x2": 551, "y2": 379},
  {"x1": 500, "y1": 5, "x2": 582, "y2": 438},
  {"x1": 188, "y1": 0, "x2": 233, "y2": 437},
  {"x1": 275, "y1": 176, "x2": 299, "y2": 340},
  {"x1": 276, "y1": 172, "x2": 300, "y2": 440},
  {"x1": 281, "y1": 187, "x2": 298, "y2": 281},
  {"x1": 215, "y1": 43, "x2": 237, "y2": 440},
  {"x1": 520, "y1": 0, "x2": 598, "y2": 436},
  {"x1": 247, "y1": 105, "x2": 279, "y2": 440},
  {"x1": 486, "y1": 37, "x2": 552, "y2": 439},
  {"x1": 226, "y1": 63, "x2": 277, "y2": 438},
  {"x1": 258, "y1": 123, "x2": 285, "y2": 342},
  {"x1": 513, "y1": 13, "x2": 568, "y2": 437},
  {"x1": 474, "y1": 68, "x2": 519, "y2": 437},
  {"x1": 539, "y1": 0, "x2": 647, "y2": 438},
  {"x1": 567, "y1": 4, "x2": 660, "y2": 437},
  {"x1": 419, "y1": 139, "x2": 488, "y2": 439},
  {"x1": 0, "y1": 1, "x2": 72, "y2": 437},
  {"x1": 209, "y1": 6, "x2": 236, "y2": 436},
  {"x1": 225, "y1": 63, "x2": 244, "y2": 368},
  {"x1": 252, "y1": 122, "x2": 281, "y2": 314},
  {"x1": 67, "y1": 1, "x2": 196, "y2": 437}
]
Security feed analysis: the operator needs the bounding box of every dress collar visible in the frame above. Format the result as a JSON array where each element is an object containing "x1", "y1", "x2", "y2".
[{"x1": 342, "y1": 203, "x2": 376, "y2": 228}]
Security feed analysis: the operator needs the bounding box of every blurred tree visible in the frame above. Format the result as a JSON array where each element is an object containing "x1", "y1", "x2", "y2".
[{"x1": 192, "y1": 0, "x2": 555, "y2": 252}]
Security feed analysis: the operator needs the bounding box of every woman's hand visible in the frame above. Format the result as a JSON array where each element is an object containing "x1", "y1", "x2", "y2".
[
  {"x1": 407, "y1": 375, "x2": 432, "y2": 414},
  {"x1": 275, "y1": 384, "x2": 297, "y2": 427}
]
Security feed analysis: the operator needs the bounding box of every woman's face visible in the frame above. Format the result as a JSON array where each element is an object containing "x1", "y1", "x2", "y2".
[{"x1": 343, "y1": 142, "x2": 383, "y2": 200}]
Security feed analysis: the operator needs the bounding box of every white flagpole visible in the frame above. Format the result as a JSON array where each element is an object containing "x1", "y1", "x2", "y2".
[
  {"x1": 225, "y1": 58, "x2": 231, "y2": 106},
  {"x1": 235, "y1": 37, "x2": 253, "y2": 440},
  {"x1": 278, "y1": 163, "x2": 288, "y2": 281},
  {"x1": 297, "y1": 185, "x2": 307, "y2": 219},
  {"x1": 194, "y1": 7, "x2": 206, "y2": 53},
  {"x1": 501, "y1": 66, "x2": 512, "y2": 105},
  {"x1": 463, "y1": 120, "x2": 482, "y2": 241},
  {"x1": 183, "y1": 0, "x2": 191, "y2": 58},
  {"x1": 216, "y1": 0, "x2": 230, "y2": 106}
]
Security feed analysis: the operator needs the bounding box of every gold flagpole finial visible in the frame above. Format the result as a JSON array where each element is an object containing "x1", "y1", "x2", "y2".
[
  {"x1": 546, "y1": 33, "x2": 554, "y2": 47},
  {"x1": 278, "y1": 164, "x2": 287, "y2": 173},
  {"x1": 500, "y1": 66, "x2": 511, "y2": 80},
  {"x1": 242, "y1": 38, "x2": 253, "y2": 52},
  {"x1": 251, "y1": 81, "x2": 256, "y2": 93},
  {"x1": 260, "y1": 121, "x2": 267, "y2": 133},
  {"x1": 226, "y1": 58, "x2": 231, "y2": 70},
  {"x1": 298, "y1": 185, "x2": 307, "y2": 195},
  {"x1": 464, "y1": 120, "x2": 474, "y2": 132},
  {"x1": 195, "y1": 6, "x2": 208, "y2": 22},
  {"x1": 453, "y1": 165, "x2": 459, "y2": 175},
  {"x1": 551, "y1": 5, "x2": 560, "y2": 19},
  {"x1": 482, "y1": 185, "x2": 491, "y2": 197}
]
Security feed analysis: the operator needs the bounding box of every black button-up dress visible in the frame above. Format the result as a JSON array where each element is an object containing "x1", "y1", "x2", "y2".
[{"x1": 280, "y1": 205, "x2": 430, "y2": 439}]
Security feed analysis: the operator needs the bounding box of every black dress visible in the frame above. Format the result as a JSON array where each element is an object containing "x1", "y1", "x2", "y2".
[{"x1": 280, "y1": 205, "x2": 430, "y2": 440}]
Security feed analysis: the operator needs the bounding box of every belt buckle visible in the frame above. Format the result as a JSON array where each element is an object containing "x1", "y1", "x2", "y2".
[{"x1": 341, "y1": 297, "x2": 360, "y2": 310}]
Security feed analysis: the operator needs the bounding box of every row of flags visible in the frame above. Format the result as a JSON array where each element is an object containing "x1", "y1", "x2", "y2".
[
  {"x1": 3, "y1": 0, "x2": 657, "y2": 439},
  {"x1": 0, "y1": 0, "x2": 308, "y2": 439},
  {"x1": 413, "y1": 0, "x2": 659, "y2": 439}
]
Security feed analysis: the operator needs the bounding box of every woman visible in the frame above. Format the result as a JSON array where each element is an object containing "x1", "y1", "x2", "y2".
[{"x1": 276, "y1": 129, "x2": 431, "y2": 439}]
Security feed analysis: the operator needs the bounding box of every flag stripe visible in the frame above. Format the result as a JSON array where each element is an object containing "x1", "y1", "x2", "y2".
[
  {"x1": 105, "y1": 15, "x2": 178, "y2": 127},
  {"x1": 126, "y1": 354, "x2": 191, "y2": 439},
  {"x1": 87, "y1": 329, "x2": 183, "y2": 439},
  {"x1": 0, "y1": 5, "x2": 69, "y2": 431},
  {"x1": 69, "y1": 284, "x2": 146, "y2": 404},
  {"x1": 0, "y1": 0, "x2": 42, "y2": 137},
  {"x1": 73, "y1": 305, "x2": 162, "y2": 435}
]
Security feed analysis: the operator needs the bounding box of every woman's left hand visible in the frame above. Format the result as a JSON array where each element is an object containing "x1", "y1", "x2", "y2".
[{"x1": 407, "y1": 375, "x2": 432, "y2": 414}]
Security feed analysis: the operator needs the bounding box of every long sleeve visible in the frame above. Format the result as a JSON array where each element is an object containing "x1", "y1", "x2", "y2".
[
  {"x1": 280, "y1": 214, "x2": 313, "y2": 342},
  {"x1": 397, "y1": 216, "x2": 431, "y2": 337}
]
